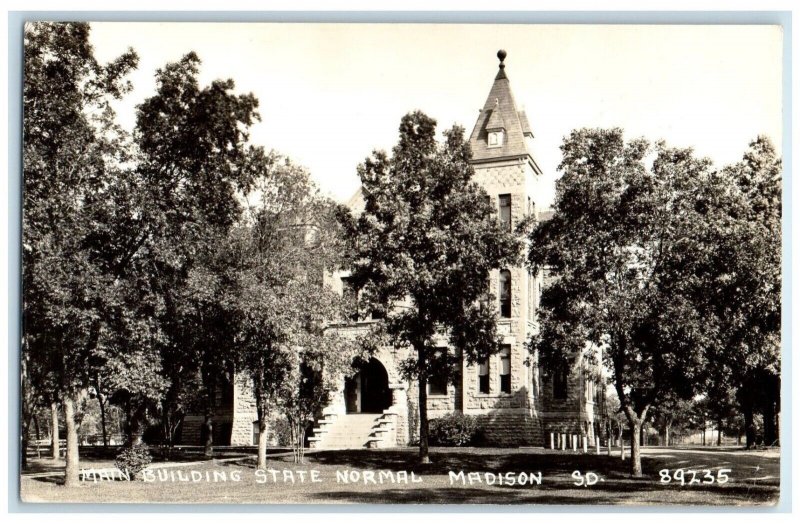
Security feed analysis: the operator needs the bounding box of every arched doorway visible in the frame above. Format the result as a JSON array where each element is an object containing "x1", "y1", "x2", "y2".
[{"x1": 344, "y1": 358, "x2": 392, "y2": 413}]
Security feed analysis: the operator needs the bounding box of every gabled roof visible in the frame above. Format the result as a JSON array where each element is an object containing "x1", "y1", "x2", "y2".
[
  {"x1": 468, "y1": 51, "x2": 534, "y2": 163},
  {"x1": 485, "y1": 106, "x2": 506, "y2": 131}
]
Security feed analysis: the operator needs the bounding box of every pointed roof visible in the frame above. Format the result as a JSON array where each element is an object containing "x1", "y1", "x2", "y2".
[
  {"x1": 485, "y1": 102, "x2": 506, "y2": 131},
  {"x1": 468, "y1": 50, "x2": 534, "y2": 163}
]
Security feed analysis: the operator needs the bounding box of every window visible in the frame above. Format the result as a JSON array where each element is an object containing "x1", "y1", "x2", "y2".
[
  {"x1": 499, "y1": 345, "x2": 511, "y2": 393},
  {"x1": 488, "y1": 130, "x2": 504, "y2": 147},
  {"x1": 499, "y1": 270, "x2": 511, "y2": 318},
  {"x1": 483, "y1": 195, "x2": 492, "y2": 217},
  {"x1": 341, "y1": 277, "x2": 359, "y2": 321},
  {"x1": 528, "y1": 272, "x2": 534, "y2": 322},
  {"x1": 478, "y1": 357, "x2": 490, "y2": 394},
  {"x1": 428, "y1": 348, "x2": 448, "y2": 395},
  {"x1": 554, "y1": 368, "x2": 568, "y2": 400},
  {"x1": 428, "y1": 375, "x2": 448, "y2": 396},
  {"x1": 499, "y1": 194, "x2": 511, "y2": 230}
]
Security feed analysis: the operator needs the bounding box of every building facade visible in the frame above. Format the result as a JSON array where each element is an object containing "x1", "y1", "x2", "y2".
[
  {"x1": 182, "y1": 51, "x2": 600, "y2": 449},
  {"x1": 305, "y1": 51, "x2": 600, "y2": 449}
]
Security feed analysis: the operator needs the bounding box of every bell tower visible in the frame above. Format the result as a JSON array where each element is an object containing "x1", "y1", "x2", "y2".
[
  {"x1": 458, "y1": 50, "x2": 545, "y2": 446},
  {"x1": 464, "y1": 50, "x2": 598, "y2": 446}
]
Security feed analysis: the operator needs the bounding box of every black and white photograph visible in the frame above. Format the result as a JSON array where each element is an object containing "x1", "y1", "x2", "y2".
[{"x1": 15, "y1": 18, "x2": 784, "y2": 507}]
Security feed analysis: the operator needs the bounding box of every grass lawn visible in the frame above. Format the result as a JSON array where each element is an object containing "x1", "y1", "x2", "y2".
[{"x1": 20, "y1": 446, "x2": 780, "y2": 506}]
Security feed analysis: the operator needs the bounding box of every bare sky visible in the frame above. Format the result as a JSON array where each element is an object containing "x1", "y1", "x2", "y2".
[{"x1": 89, "y1": 23, "x2": 783, "y2": 207}]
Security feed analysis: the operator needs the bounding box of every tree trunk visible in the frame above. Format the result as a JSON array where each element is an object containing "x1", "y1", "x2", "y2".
[
  {"x1": 128, "y1": 402, "x2": 147, "y2": 446},
  {"x1": 21, "y1": 413, "x2": 31, "y2": 470},
  {"x1": 665, "y1": 421, "x2": 672, "y2": 447},
  {"x1": 418, "y1": 373, "x2": 430, "y2": 464},
  {"x1": 50, "y1": 401, "x2": 60, "y2": 459},
  {"x1": 629, "y1": 418, "x2": 643, "y2": 477},
  {"x1": 623, "y1": 405, "x2": 648, "y2": 477},
  {"x1": 203, "y1": 415, "x2": 214, "y2": 457},
  {"x1": 743, "y1": 404, "x2": 756, "y2": 448},
  {"x1": 701, "y1": 417, "x2": 706, "y2": 446},
  {"x1": 63, "y1": 394, "x2": 80, "y2": 487},
  {"x1": 717, "y1": 418, "x2": 722, "y2": 446},
  {"x1": 95, "y1": 376, "x2": 108, "y2": 448},
  {"x1": 257, "y1": 420, "x2": 269, "y2": 470},
  {"x1": 299, "y1": 427, "x2": 306, "y2": 464},
  {"x1": 762, "y1": 397, "x2": 776, "y2": 446}
]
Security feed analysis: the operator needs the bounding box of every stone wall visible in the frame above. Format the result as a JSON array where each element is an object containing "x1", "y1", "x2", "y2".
[
  {"x1": 178, "y1": 381, "x2": 235, "y2": 445},
  {"x1": 539, "y1": 357, "x2": 597, "y2": 440},
  {"x1": 231, "y1": 373, "x2": 258, "y2": 446},
  {"x1": 474, "y1": 411, "x2": 543, "y2": 447}
]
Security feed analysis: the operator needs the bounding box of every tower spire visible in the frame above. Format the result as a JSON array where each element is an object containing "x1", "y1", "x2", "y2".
[
  {"x1": 496, "y1": 49, "x2": 507, "y2": 80},
  {"x1": 468, "y1": 48, "x2": 537, "y2": 166}
]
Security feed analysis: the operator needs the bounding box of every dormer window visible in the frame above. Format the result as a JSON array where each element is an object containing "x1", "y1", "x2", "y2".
[{"x1": 488, "y1": 130, "x2": 504, "y2": 148}]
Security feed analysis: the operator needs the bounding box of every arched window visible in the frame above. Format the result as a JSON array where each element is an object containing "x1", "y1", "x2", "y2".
[
  {"x1": 499, "y1": 269, "x2": 511, "y2": 318},
  {"x1": 554, "y1": 368, "x2": 568, "y2": 400}
]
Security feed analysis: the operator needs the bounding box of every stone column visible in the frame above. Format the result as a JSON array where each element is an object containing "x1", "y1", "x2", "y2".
[
  {"x1": 323, "y1": 376, "x2": 347, "y2": 417},
  {"x1": 388, "y1": 383, "x2": 409, "y2": 446},
  {"x1": 230, "y1": 373, "x2": 258, "y2": 446}
]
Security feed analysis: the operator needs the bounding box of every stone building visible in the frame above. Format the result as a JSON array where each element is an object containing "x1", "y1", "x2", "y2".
[
  {"x1": 305, "y1": 50, "x2": 601, "y2": 450},
  {"x1": 180, "y1": 51, "x2": 601, "y2": 449}
]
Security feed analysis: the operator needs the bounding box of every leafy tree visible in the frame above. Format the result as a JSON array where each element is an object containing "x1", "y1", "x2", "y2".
[
  {"x1": 23, "y1": 22, "x2": 138, "y2": 486},
  {"x1": 693, "y1": 137, "x2": 781, "y2": 447},
  {"x1": 342, "y1": 111, "x2": 523, "y2": 463},
  {"x1": 649, "y1": 393, "x2": 695, "y2": 446},
  {"x1": 274, "y1": 301, "x2": 360, "y2": 464},
  {"x1": 223, "y1": 159, "x2": 360, "y2": 467},
  {"x1": 529, "y1": 129, "x2": 717, "y2": 476},
  {"x1": 87, "y1": 51, "x2": 267, "y2": 453}
]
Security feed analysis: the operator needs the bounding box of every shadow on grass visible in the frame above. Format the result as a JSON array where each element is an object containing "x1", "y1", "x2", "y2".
[
  {"x1": 313, "y1": 482, "x2": 778, "y2": 505},
  {"x1": 299, "y1": 449, "x2": 641, "y2": 479}
]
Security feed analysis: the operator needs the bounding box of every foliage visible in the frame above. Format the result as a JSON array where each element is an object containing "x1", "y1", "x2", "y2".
[
  {"x1": 428, "y1": 413, "x2": 479, "y2": 446},
  {"x1": 341, "y1": 111, "x2": 523, "y2": 462},
  {"x1": 693, "y1": 137, "x2": 781, "y2": 446},
  {"x1": 529, "y1": 128, "x2": 725, "y2": 475},
  {"x1": 269, "y1": 417, "x2": 293, "y2": 447},
  {"x1": 23, "y1": 21, "x2": 139, "y2": 485},
  {"x1": 214, "y1": 157, "x2": 360, "y2": 465},
  {"x1": 531, "y1": 128, "x2": 781, "y2": 470},
  {"x1": 114, "y1": 444, "x2": 153, "y2": 480}
]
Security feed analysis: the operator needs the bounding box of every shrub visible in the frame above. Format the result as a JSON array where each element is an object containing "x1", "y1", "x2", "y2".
[
  {"x1": 114, "y1": 444, "x2": 152, "y2": 480},
  {"x1": 270, "y1": 417, "x2": 293, "y2": 447},
  {"x1": 428, "y1": 413, "x2": 479, "y2": 446}
]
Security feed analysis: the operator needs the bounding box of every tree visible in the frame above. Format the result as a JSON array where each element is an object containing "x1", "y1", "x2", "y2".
[
  {"x1": 529, "y1": 129, "x2": 717, "y2": 476},
  {"x1": 342, "y1": 111, "x2": 523, "y2": 463},
  {"x1": 649, "y1": 394, "x2": 695, "y2": 447},
  {"x1": 693, "y1": 137, "x2": 781, "y2": 448},
  {"x1": 86, "y1": 50, "x2": 267, "y2": 454},
  {"x1": 23, "y1": 22, "x2": 138, "y2": 486},
  {"x1": 219, "y1": 158, "x2": 356, "y2": 467}
]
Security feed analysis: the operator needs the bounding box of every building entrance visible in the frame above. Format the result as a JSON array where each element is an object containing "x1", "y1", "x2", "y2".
[{"x1": 344, "y1": 358, "x2": 392, "y2": 413}]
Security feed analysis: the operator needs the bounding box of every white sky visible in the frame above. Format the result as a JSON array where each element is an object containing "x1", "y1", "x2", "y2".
[{"x1": 89, "y1": 23, "x2": 783, "y2": 207}]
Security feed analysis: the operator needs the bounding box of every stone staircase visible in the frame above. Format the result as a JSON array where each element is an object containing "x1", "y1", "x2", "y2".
[{"x1": 309, "y1": 412, "x2": 398, "y2": 449}]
